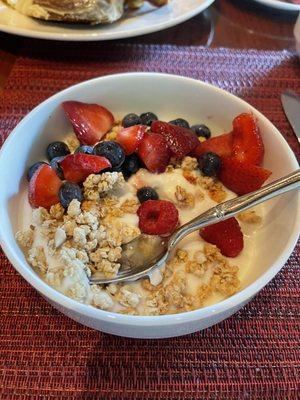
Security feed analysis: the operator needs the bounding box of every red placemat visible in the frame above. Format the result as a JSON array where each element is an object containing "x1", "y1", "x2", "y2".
[{"x1": 0, "y1": 44, "x2": 299, "y2": 399}]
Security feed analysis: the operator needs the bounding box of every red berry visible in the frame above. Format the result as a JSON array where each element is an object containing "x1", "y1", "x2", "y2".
[
  {"x1": 151, "y1": 120, "x2": 199, "y2": 158},
  {"x1": 116, "y1": 125, "x2": 147, "y2": 155},
  {"x1": 192, "y1": 132, "x2": 233, "y2": 159},
  {"x1": 29, "y1": 164, "x2": 62, "y2": 209},
  {"x1": 232, "y1": 113, "x2": 264, "y2": 166},
  {"x1": 62, "y1": 101, "x2": 114, "y2": 146},
  {"x1": 219, "y1": 157, "x2": 271, "y2": 195},
  {"x1": 138, "y1": 132, "x2": 171, "y2": 173},
  {"x1": 200, "y1": 217, "x2": 244, "y2": 258},
  {"x1": 137, "y1": 200, "x2": 179, "y2": 236},
  {"x1": 60, "y1": 153, "x2": 111, "y2": 183}
]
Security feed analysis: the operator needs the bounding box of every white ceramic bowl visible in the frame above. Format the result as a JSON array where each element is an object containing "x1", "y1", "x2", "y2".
[{"x1": 0, "y1": 73, "x2": 299, "y2": 339}]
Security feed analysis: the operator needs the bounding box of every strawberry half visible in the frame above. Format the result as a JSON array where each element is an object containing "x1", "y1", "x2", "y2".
[
  {"x1": 192, "y1": 132, "x2": 233, "y2": 159},
  {"x1": 138, "y1": 132, "x2": 171, "y2": 173},
  {"x1": 116, "y1": 125, "x2": 147, "y2": 155},
  {"x1": 232, "y1": 113, "x2": 264, "y2": 165},
  {"x1": 200, "y1": 217, "x2": 244, "y2": 258},
  {"x1": 29, "y1": 164, "x2": 62, "y2": 209},
  {"x1": 151, "y1": 121, "x2": 199, "y2": 159},
  {"x1": 60, "y1": 153, "x2": 111, "y2": 183},
  {"x1": 62, "y1": 101, "x2": 114, "y2": 146},
  {"x1": 219, "y1": 157, "x2": 271, "y2": 195}
]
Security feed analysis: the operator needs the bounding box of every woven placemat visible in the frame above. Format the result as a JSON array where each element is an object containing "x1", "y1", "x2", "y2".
[{"x1": 0, "y1": 45, "x2": 299, "y2": 399}]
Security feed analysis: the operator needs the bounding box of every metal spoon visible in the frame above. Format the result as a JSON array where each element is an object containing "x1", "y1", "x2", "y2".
[{"x1": 89, "y1": 169, "x2": 300, "y2": 285}]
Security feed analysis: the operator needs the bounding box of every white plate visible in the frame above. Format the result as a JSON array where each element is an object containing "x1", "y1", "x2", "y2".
[
  {"x1": 0, "y1": 0, "x2": 215, "y2": 41},
  {"x1": 251, "y1": 0, "x2": 300, "y2": 11}
]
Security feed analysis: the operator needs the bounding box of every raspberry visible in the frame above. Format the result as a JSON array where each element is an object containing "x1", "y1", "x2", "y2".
[{"x1": 137, "y1": 200, "x2": 179, "y2": 236}]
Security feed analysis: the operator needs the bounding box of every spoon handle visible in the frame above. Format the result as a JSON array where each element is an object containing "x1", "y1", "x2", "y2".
[{"x1": 167, "y1": 169, "x2": 300, "y2": 251}]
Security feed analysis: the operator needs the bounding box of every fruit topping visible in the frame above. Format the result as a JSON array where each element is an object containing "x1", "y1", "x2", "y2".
[
  {"x1": 122, "y1": 113, "x2": 142, "y2": 128},
  {"x1": 169, "y1": 118, "x2": 190, "y2": 129},
  {"x1": 200, "y1": 217, "x2": 244, "y2": 258},
  {"x1": 219, "y1": 157, "x2": 271, "y2": 195},
  {"x1": 27, "y1": 161, "x2": 47, "y2": 181},
  {"x1": 192, "y1": 131, "x2": 233, "y2": 159},
  {"x1": 191, "y1": 124, "x2": 211, "y2": 139},
  {"x1": 231, "y1": 113, "x2": 264, "y2": 166},
  {"x1": 46, "y1": 141, "x2": 70, "y2": 161},
  {"x1": 59, "y1": 182, "x2": 83, "y2": 208},
  {"x1": 29, "y1": 164, "x2": 62, "y2": 209},
  {"x1": 137, "y1": 200, "x2": 179, "y2": 236},
  {"x1": 74, "y1": 145, "x2": 94, "y2": 155},
  {"x1": 138, "y1": 132, "x2": 171, "y2": 173},
  {"x1": 93, "y1": 141, "x2": 125, "y2": 169},
  {"x1": 151, "y1": 120, "x2": 199, "y2": 159},
  {"x1": 50, "y1": 156, "x2": 65, "y2": 180},
  {"x1": 116, "y1": 125, "x2": 147, "y2": 155},
  {"x1": 198, "y1": 152, "x2": 221, "y2": 177},
  {"x1": 140, "y1": 112, "x2": 158, "y2": 126},
  {"x1": 121, "y1": 153, "x2": 142, "y2": 180},
  {"x1": 137, "y1": 187, "x2": 159, "y2": 203},
  {"x1": 62, "y1": 101, "x2": 114, "y2": 146},
  {"x1": 60, "y1": 153, "x2": 111, "y2": 183}
]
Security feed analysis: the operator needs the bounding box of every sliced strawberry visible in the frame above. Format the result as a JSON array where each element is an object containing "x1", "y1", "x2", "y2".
[
  {"x1": 200, "y1": 217, "x2": 244, "y2": 258},
  {"x1": 219, "y1": 157, "x2": 271, "y2": 195},
  {"x1": 62, "y1": 101, "x2": 114, "y2": 146},
  {"x1": 138, "y1": 132, "x2": 171, "y2": 173},
  {"x1": 29, "y1": 164, "x2": 62, "y2": 209},
  {"x1": 138, "y1": 200, "x2": 179, "y2": 236},
  {"x1": 151, "y1": 121, "x2": 199, "y2": 159},
  {"x1": 60, "y1": 153, "x2": 111, "y2": 183},
  {"x1": 192, "y1": 132, "x2": 233, "y2": 159},
  {"x1": 116, "y1": 125, "x2": 147, "y2": 155},
  {"x1": 232, "y1": 113, "x2": 264, "y2": 165}
]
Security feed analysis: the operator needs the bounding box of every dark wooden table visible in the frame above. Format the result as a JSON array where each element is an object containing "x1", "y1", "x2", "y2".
[{"x1": 0, "y1": 0, "x2": 298, "y2": 90}]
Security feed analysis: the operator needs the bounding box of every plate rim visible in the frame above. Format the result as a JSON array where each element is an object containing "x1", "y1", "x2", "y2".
[
  {"x1": 0, "y1": 0, "x2": 215, "y2": 41},
  {"x1": 251, "y1": 0, "x2": 300, "y2": 11}
]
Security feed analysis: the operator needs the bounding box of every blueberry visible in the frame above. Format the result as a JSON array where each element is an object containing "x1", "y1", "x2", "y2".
[
  {"x1": 74, "y1": 145, "x2": 94, "y2": 155},
  {"x1": 59, "y1": 182, "x2": 83, "y2": 209},
  {"x1": 169, "y1": 118, "x2": 190, "y2": 129},
  {"x1": 137, "y1": 187, "x2": 159, "y2": 203},
  {"x1": 191, "y1": 124, "x2": 211, "y2": 139},
  {"x1": 140, "y1": 112, "x2": 158, "y2": 126},
  {"x1": 93, "y1": 141, "x2": 125, "y2": 169},
  {"x1": 27, "y1": 161, "x2": 47, "y2": 181},
  {"x1": 198, "y1": 152, "x2": 221, "y2": 177},
  {"x1": 50, "y1": 156, "x2": 65, "y2": 180},
  {"x1": 122, "y1": 113, "x2": 142, "y2": 128},
  {"x1": 121, "y1": 154, "x2": 141, "y2": 180},
  {"x1": 46, "y1": 141, "x2": 70, "y2": 161}
]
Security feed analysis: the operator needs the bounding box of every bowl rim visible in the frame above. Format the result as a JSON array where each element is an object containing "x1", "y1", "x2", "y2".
[{"x1": 0, "y1": 72, "x2": 299, "y2": 327}]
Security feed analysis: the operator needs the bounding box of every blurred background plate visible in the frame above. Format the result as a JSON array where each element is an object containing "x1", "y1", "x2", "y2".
[
  {"x1": 251, "y1": 0, "x2": 300, "y2": 11},
  {"x1": 0, "y1": 0, "x2": 215, "y2": 41}
]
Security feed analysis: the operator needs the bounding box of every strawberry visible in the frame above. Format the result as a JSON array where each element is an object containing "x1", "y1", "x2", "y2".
[
  {"x1": 200, "y1": 217, "x2": 244, "y2": 258},
  {"x1": 62, "y1": 101, "x2": 114, "y2": 146},
  {"x1": 116, "y1": 125, "x2": 147, "y2": 155},
  {"x1": 151, "y1": 121, "x2": 199, "y2": 158},
  {"x1": 60, "y1": 153, "x2": 111, "y2": 183},
  {"x1": 231, "y1": 113, "x2": 264, "y2": 165},
  {"x1": 29, "y1": 164, "x2": 62, "y2": 209},
  {"x1": 192, "y1": 132, "x2": 233, "y2": 159},
  {"x1": 137, "y1": 200, "x2": 179, "y2": 236},
  {"x1": 138, "y1": 132, "x2": 171, "y2": 173},
  {"x1": 219, "y1": 157, "x2": 271, "y2": 195}
]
